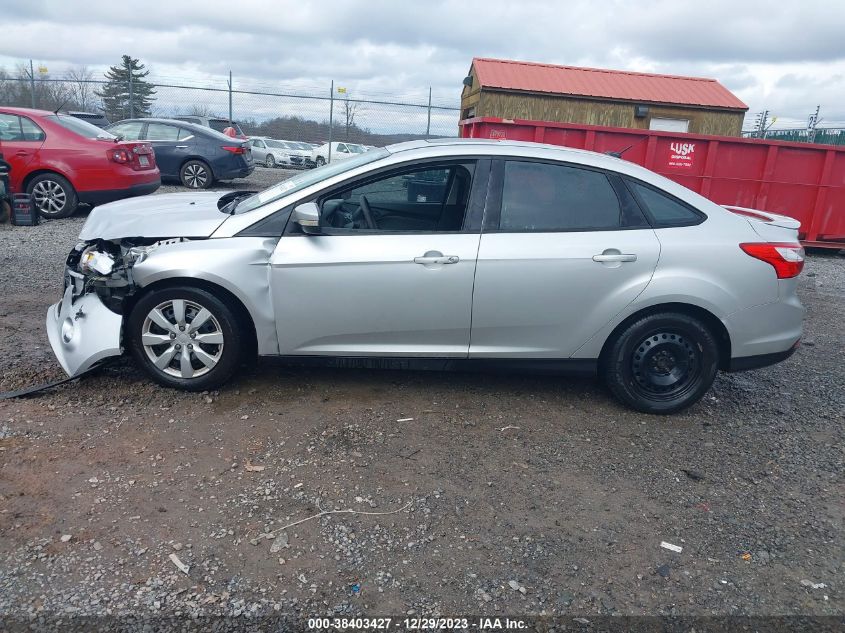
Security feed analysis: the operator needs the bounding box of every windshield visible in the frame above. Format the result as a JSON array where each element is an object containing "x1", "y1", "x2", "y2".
[
  {"x1": 47, "y1": 115, "x2": 115, "y2": 140},
  {"x1": 265, "y1": 140, "x2": 287, "y2": 149},
  {"x1": 347, "y1": 144, "x2": 365, "y2": 153},
  {"x1": 296, "y1": 142, "x2": 312, "y2": 150},
  {"x1": 232, "y1": 147, "x2": 390, "y2": 214}
]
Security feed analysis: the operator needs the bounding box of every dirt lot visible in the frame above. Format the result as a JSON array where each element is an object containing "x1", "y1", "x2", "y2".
[{"x1": 0, "y1": 170, "x2": 843, "y2": 626}]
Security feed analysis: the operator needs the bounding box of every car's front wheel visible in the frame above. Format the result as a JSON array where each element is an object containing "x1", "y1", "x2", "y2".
[
  {"x1": 602, "y1": 312, "x2": 719, "y2": 414},
  {"x1": 128, "y1": 286, "x2": 243, "y2": 391},
  {"x1": 180, "y1": 160, "x2": 213, "y2": 189},
  {"x1": 315, "y1": 156, "x2": 326, "y2": 166},
  {"x1": 265, "y1": 154, "x2": 275, "y2": 168},
  {"x1": 28, "y1": 173, "x2": 79, "y2": 219}
]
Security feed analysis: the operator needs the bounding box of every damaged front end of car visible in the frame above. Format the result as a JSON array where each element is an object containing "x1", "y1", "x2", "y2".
[{"x1": 46, "y1": 238, "x2": 186, "y2": 376}]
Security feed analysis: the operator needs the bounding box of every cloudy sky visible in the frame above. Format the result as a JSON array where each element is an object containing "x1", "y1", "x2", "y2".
[{"x1": 1, "y1": 0, "x2": 843, "y2": 131}]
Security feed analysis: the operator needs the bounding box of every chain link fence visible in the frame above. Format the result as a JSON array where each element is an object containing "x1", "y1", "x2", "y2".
[{"x1": 0, "y1": 73, "x2": 461, "y2": 145}]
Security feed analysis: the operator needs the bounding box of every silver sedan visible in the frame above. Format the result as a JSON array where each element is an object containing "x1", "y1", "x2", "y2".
[{"x1": 46, "y1": 139, "x2": 804, "y2": 413}]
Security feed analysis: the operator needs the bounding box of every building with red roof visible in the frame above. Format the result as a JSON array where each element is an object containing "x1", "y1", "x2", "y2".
[{"x1": 461, "y1": 58, "x2": 748, "y2": 136}]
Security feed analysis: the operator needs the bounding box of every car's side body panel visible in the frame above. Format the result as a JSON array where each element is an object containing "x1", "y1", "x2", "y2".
[
  {"x1": 269, "y1": 233, "x2": 481, "y2": 356},
  {"x1": 131, "y1": 237, "x2": 280, "y2": 355},
  {"x1": 470, "y1": 229, "x2": 661, "y2": 357}
]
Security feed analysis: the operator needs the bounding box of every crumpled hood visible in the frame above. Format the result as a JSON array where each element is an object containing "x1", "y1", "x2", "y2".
[{"x1": 79, "y1": 192, "x2": 230, "y2": 241}]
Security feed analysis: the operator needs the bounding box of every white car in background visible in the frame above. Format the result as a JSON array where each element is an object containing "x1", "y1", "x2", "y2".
[
  {"x1": 281, "y1": 140, "x2": 317, "y2": 168},
  {"x1": 311, "y1": 141, "x2": 366, "y2": 166},
  {"x1": 246, "y1": 138, "x2": 295, "y2": 168}
]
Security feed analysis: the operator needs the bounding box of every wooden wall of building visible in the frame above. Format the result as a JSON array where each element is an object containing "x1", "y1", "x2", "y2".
[{"x1": 461, "y1": 82, "x2": 745, "y2": 137}]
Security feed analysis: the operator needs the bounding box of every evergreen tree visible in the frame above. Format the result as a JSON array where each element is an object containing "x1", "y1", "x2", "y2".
[{"x1": 95, "y1": 55, "x2": 156, "y2": 120}]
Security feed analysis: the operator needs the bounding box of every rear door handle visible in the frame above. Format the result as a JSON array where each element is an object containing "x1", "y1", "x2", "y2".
[
  {"x1": 175, "y1": 145, "x2": 189, "y2": 149},
  {"x1": 414, "y1": 252, "x2": 459, "y2": 265},
  {"x1": 593, "y1": 253, "x2": 637, "y2": 263}
]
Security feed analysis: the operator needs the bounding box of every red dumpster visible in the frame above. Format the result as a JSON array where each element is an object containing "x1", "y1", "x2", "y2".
[{"x1": 460, "y1": 116, "x2": 845, "y2": 249}]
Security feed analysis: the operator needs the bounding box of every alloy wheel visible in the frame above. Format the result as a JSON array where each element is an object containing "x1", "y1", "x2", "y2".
[
  {"x1": 31, "y1": 180, "x2": 67, "y2": 215},
  {"x1": 265, "y1": 155, "x2": 275, "y2": 168},
  {"x1": 141, "y1": 299, "x2": 224, "y2": 379},
  {"x1": 183, "y1": 164, "x2": 209, "y2": 188}
]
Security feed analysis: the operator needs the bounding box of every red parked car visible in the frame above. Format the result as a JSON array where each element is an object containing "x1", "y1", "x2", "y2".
[{"x1": 0, "y1": 107, "x2": 160, "y2": 218}]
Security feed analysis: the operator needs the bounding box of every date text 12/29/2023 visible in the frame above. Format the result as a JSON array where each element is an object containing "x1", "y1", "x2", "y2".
[{"x1": 307, "y1": 617, "x2": 529, "y2": 630}]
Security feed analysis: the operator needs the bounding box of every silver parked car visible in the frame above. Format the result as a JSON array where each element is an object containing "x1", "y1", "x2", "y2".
[{"x1": 46, "y1": 139, "x2": 804, "y2": 414}]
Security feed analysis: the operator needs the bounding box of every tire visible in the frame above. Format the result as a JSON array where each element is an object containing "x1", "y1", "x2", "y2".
[
  {"x1": 602, "y1": 312, "x2": 719, "y2": 414},
  {"x1": 265, "y1": 154, "x2": 275, "y2": 168},
  {"x1": 180, "y1": 160, "x2": 213, "y2": 189},
  {"x1": 128, "y1": 286, "x2": 243, "y2": 391},
  {"x1": 315, "y1": 156, "x2": 326, "y2": 166},
  {"x1": 27, "y1": 173, "x2": 78, "y2": 219}
]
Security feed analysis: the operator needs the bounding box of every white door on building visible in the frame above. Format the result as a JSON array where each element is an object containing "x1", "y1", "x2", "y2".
[{"x1": 649, "y1": 118, "x2": 690, "y2": 132}]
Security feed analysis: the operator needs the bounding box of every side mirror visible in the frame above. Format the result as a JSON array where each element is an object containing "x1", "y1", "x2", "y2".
[{"x1": 292, "y1": 202, "x2": 321, "y2": 234}]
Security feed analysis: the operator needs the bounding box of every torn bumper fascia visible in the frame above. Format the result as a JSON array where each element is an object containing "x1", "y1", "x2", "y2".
[{"x1": 46, "y1": 274, "x2": 123, "y2": 376}]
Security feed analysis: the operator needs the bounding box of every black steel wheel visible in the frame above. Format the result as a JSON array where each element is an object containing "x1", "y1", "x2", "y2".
[{"x1": 603, "y1": 312, "x2": 719, "y2": 414}]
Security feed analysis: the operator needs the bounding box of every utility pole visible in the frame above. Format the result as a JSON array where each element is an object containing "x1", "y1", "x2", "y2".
[
  {"x1": 754, "y1": 110, "x2": 770, "y2": 138},
  {"x1": 328, "y1": 80, "x2": 334, "y2": 164},
  {"x1": 29, "y1": 59, "x2": 36, "y2": 109},
  {"x1": 807, "y1": 105, "x2": 821, "y2": 143},
  {"x1": 426, "y1": 86, "x2": 432, "y2": 137},
  {"x1": 228, "y1": 71, "x2": 233, "y2": 125}
]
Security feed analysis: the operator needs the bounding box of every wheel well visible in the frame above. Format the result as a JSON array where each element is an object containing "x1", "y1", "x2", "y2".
[
  {"x1": 599, "y1": 303, "x2": 732, "y2": 371},
  {"x1": 126, "y1": 277, "x2": 258, "y2": 359},
  {"x1": 22, "y1": 169, "x2": 74, "y2": 192}
]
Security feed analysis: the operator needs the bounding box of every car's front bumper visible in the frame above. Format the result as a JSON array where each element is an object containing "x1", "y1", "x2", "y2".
[{"x1": 46, "y1": 272, "x2": 123, "y2": 376}]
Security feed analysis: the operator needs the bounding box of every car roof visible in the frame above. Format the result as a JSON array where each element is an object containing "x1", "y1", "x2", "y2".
[
  {"x1": 0, "y1": 106, "x2": 56, "y2": 117},
  {"x1": 386, "y1": 137, "x2": 631, "y2": 169}
]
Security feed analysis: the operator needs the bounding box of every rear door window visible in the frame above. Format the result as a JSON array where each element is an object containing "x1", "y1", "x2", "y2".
[
  {"x1": 178, "y1": 128, "x2": 195, "y2": 141},
  {"x1": 0, "y1": 114, "x2": 45, "y2": 141},
  {"x1": 145, "y1": 123, "x2": 180, "y2": 141},
  {"x1": 498, "y1": 161, "x2": 631, "y2": 231}
]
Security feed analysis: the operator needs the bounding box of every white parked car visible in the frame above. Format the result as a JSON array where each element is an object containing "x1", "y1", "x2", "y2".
[{"x1": 311, "y1": 141, "x2": 366, "y2": 166}]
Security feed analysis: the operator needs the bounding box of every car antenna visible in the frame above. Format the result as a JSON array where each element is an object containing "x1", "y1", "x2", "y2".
[
  {"x1": 53, "y1": 100, "x2": 69, "y2": 115},
  {"x1": 605, "y1": 135, "x2": 650, "y2": 159}
]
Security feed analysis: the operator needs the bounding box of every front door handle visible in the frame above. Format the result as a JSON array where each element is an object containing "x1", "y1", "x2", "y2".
[
  {"x1": 593, "y1": 252, "x2": 637, "y2": 263},
  {"x1": 414, "y1": 251, "x2": 459, "y2": 265}
]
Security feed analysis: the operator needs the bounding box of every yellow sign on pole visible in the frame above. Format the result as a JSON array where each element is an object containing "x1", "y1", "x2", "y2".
[{"x1": 337, "y1": 87, "x2": 347, "y2": 94}]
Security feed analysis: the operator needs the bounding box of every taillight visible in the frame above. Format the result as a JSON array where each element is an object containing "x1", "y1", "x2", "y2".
[
  {"x1": 740, "y1": 242, "x2": 805, "y2": 278},
  {"x1": 221, "y1": 145, "x2": 246, "y2": 154},
  {"x1": 108, "y1": 148, "x2": 130, "y2": 163}
]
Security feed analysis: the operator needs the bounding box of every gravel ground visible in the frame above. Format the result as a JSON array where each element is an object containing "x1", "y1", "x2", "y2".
[{"x1": 0, "y1": 177, "x2": 843, "y2": 627}]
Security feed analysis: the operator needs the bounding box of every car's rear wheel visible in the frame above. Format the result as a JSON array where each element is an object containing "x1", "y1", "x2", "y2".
[
  {"x1": 28, "y1": 173, "x2": 78, "y2": 219},
  {"x1": 128, "y1": 286, "x2": 243, "y2": 391},
  {"x1": 315, "y1": 156, "x2": 326, "y2": 166},
  {"x1": 265, "y1": 154, "x2": 275, "y2": 168},
  {"x1": 602, "y1": 312, "x2": 719, "y2": 414},
  {"x1": 180, "y1": 160, "x2": 213, "y2": 189}
]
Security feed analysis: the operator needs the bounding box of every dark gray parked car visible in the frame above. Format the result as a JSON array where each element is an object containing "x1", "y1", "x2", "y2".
[{"x1": 105, "y1": 118, "x2": 254, "y2": 189}]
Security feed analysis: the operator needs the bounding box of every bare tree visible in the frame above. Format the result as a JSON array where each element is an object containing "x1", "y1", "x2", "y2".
[
  {"x1": 343, "y1": 96, "x2": 359, "y2": 141},
  {"x1": 66, "y1": 66, "x2": 98, "y2": 111},
  {"x1": 187, "y1": 103, "x2": 216, "y2": 117}
]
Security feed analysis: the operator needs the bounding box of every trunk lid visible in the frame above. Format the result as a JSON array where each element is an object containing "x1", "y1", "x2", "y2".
[{"x1": 724, "y1": 205, "x2": 801, "y2": 242}]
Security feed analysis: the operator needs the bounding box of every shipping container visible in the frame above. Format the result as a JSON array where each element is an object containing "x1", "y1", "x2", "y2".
[{"x1": 460, "y1": 116, "x2": 845, "y2": 249}]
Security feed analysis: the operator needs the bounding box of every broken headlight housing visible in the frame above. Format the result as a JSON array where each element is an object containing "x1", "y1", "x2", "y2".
[{"x1": 78, "y1": 246, "x2": 116, "y2": 276}]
